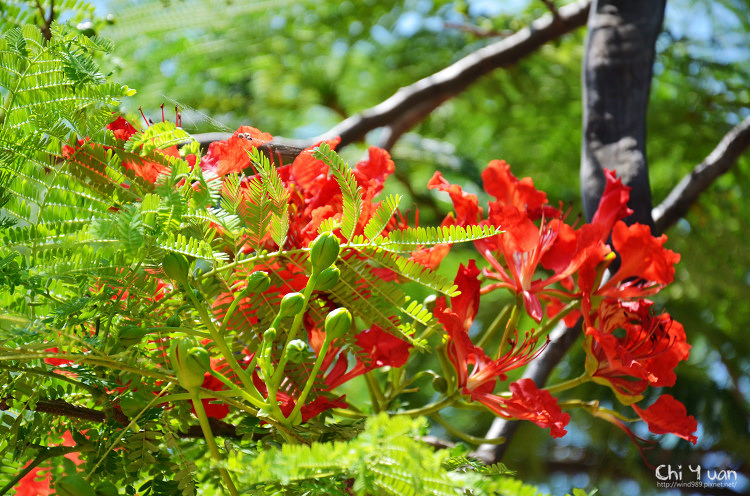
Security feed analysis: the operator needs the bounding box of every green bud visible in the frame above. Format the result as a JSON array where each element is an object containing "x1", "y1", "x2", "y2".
[
  {"x1": 285, "y1": 339, "x2": 308, "y2": 364},
  {"x1": 162, "y1": 253, "x2": 190, "y2": 284},
  {"x1": 54, "y1": 475, "x2": 97, "y2": 496},
  {"x1": 262, "y1": 328, "x2": 277, "y2": 345},
  {"x1": 118, "y1": 326, "x2": 147, "y2": 348},
  {"x1": 245, "y1": 271, "x2": 271, "y2": 294},
  {"x1": 279, "y1": 292, "x2": 305, "y2": 318},
  {"x1": 324, "y1": 307, "x2": 352, "y2": 340},
  {"x1": 94, "y1": 481, "x2": 119, "y2": 496},
  {"x1": 315, "y1": 266, "x2": 340, "y2": 291},
  {"x1": 432, "y1": 376, "x2": 448, "y2": 394},
  {"x1": 119, "y1": 392, "x2": 148, "y2": 418},
  {"x1": 184, "y1": 347, "x2": 210, "y2": 384},
  {"x1": 165, "y1": 315, "x2": 181, "y2": 328},
  {"x1": 169, "y1": 340, "x2": 209, "y2": 390},
  {"x1": 309, "y1": 232, "x2": 340, "y2": 274}
]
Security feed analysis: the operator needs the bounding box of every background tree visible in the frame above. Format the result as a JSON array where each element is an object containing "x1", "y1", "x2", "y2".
[{"x1": 4, "y1": 0, "x2": 748, "y2": 493}]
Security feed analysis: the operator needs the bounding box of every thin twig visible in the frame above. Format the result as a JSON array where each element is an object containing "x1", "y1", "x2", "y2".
[{"x1": 652, "y1": 116, "x2": 750, "y2": 234}]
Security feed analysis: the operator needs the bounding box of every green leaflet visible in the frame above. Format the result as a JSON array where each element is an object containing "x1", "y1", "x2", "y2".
[
  {"x1": 312, "y1": 142, "x2": 363, "y2": 240},
  {"x1": 124, "y1": 121, "x2": 192, "y2": 155},
  {"x1": 249, "y1": 147, "x2": 289, "y2": 247},
  {"x1": 0, "y1": 24, "x2": 133, "y2": 181},
  {"x1": 364, "y1": 193, "x2": 401, "y2": 241},
  {"x1": 382, "y1": 224, "x2": 500, "y2": 250}
]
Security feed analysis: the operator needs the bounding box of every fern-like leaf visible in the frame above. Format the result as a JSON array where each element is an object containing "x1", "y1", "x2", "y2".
[
  {"x1": 312, "y1": 142, "x2": 362, "y2": 240},
  {"x1": 364, "y1": 194, "x2": 401, "y2": 241}
]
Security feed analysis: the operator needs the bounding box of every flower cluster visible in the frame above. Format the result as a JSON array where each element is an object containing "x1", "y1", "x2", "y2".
[
  {"x1": 18, "y1": 115, "x2": 697, "y2": 494},
  {"x1": 430, "y1": 161, "x2": 696, "y2": 444}
]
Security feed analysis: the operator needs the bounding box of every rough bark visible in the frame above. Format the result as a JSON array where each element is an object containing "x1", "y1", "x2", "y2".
[
  {"x1": 475, "y1": 0, "x2": 666, "y2": 464},
  {"x1": 580, "y1": 0, "x2": 665, "y2": 228}
]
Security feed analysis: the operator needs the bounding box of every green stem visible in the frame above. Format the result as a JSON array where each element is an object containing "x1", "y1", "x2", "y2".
[
  {"x1": 544, "y1": 373, "x2": 590, "y2": 394},
  {"x1": 218, "y1": 288, "x2": 249, "y2": 335},
  {"x1": 187, "y1": 388, "x2": 240, "y2": 496},
  {"x1": 207, "y1": 369, "x2": 267, "y2": 410},
  {"x1": 186, "y1": 290, "x2": 263, "y2": 402},
  {"x1": 431, "y1": 413, "x2": 506, "y2": 446},
  {"x1": 364, "y1": 371, "x2": 387, "y2": 413},
  {"x1": 496, "y1": 296, "x2": 522, "y2": 359},
  {"x1": 435, "y1": 344, "x2": 456, "y2": 393},
  {"x1": 270, "y1": 274, "x2": 318, "y2": 391},
  {"x1": 398, "y1": 391, "x2": 461, "y2": 417},
  {"x1": 288, "y1": 336, "x2": 331, "y2": 424},
  {"x1": 331, "y1": 408, "x2": 369, "y2": 419},
  {"x1": 531, "y1": 299, "x2": 580, "y2": 340},
  {"x1": 476, "y1": 304, "x2": 512, "y2": 349}
]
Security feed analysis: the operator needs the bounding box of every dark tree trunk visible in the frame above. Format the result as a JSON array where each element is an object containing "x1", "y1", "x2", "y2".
[
  {"x1": 581, "y1": 0, "x2": 665, "y2": 228},
  {"x1": 475, "y1": 0, "x2": 666, "y2": 463}
]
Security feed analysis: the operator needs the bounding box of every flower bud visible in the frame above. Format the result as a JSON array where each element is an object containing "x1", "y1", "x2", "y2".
[
  {"x1": 432, "y1": 376, "x2": 448, "y2": 394},
  {"x1": 54, "y1": 475, "x2": 96, "y2": 496},
  {"x1": 119, "y1": 392, "x2": 148, "y2": 418},
  {"x1": 94, "y1": 481, "x2": 120, "y2": 496},
  {"x1": 309, "y1": 232, "x2": 340, "y2": 274},
  {"x1": 165, "y1": 315, "x2": 181, "y2": 328},
  {"x1": 263, "y1": 328, "x2": 277, "y2": 343},
  {"x1": 118, "y1": 326, "x2": 147, "y2": 348},
  {"x1": 245, "y1": 271, "x2": 271, "y2": 294},
  {"x1": 324, "y1": 307, "x2": 352, "y2": 340},
  {"x1": 162, "y1": 253, "x2": 190, "y2": 284},
  {"x1": 285, "y1": 339, "x2": 308, "y2": 364},
  {"x1": 279, "y1": 292, "x2": 305, "y2": 318},
  {"x1": 169, "y1": 340, "x2": 209, "y2": 390},
  {"x1": 314, "y1": 266, "x2": 340, "y2": 291}
]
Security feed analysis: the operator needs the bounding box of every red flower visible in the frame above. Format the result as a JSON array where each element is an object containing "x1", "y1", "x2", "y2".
[
  {"x1": 632, "y1": 395, "x2": 698, "y2": 444},
  {"x1": 325, "y1": 325, "x2": 412, "y2": 389},
  {"x1": 427, "y1": 171, "x2": 481, "y2": 226},
  {"x1": 435, "y1": 262, "x2": 558, "y2": 437},
  {"x1": 480, "y1": 159, "x2": 553, "y2": 219},
  {"x1": 584, "y1": 299, "x2": 690, "y2": 404},
  {"x1": 107, "y1": 116, "x2": 138, "y2": 141},
  {"x1": 589, "y1": 169, "x2": 634, "y2": 237},
  {"x1": 201, "y1": 126, "x2": 272, "y2": 177},
  {"x1": 472, "y1": 379, "x2": 570, "y2": 438},
  {"x1": 44, "y1": 347, "x2": 74, "y2": 367},
  {"x1": 14, "y1": 466, "x2": 52, "y2": 496},
  {"x1": 14, "y1": 431, "x2": 82, "y2": 495},
  {"x1": 121, "y1": 148, "x2": 176, "y2": 184},
  {"x1": 431, "y1": 162, "x2": 614, "y2": 323},
  {"x1": 602, "y1": 222, "x2": 681, "y2": 297}
]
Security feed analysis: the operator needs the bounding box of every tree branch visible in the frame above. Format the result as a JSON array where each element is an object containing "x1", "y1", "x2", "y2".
[
  {"x1": 191, "y1": 0, "x2": 592, "y2": 158},
  {"x1": 652, "y1": 115, "x2": 750, "y2": 234},
  {"x1": 3, "y1": 398, "x2": 241, "y2": 439}
]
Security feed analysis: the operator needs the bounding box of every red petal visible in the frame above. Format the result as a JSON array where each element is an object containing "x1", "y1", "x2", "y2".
[{"x1": 632, "y1": 395, "x2": 698, "y2": 444}]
